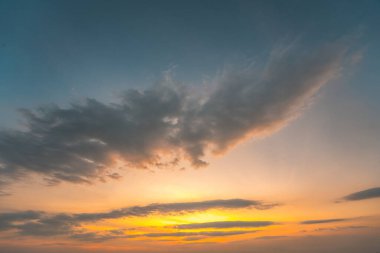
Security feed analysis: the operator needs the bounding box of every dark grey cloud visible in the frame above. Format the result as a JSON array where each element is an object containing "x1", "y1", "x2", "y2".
[
  {"x1": 340, "y1": 187, "x2": 380, "y2": 202},
  {"x1": 0, "y1": 40, "x2": 349, "y2": 186},
  {"x1": 16, "y1": 214, "x2": 76, "y2": 236},
  {"x1": 0, "y1": 198, "x2": 277, "y2": 238},
  {"x1": 173, "y1": 221, "x2": 274, "y2": 229},
  {"x1": 0, "y1": 211, "x2": 43, "y2": 231},
  {"x1": 69, "y1": 230, "x2": 127, "y2": 242},
  {"x1": 300, "y1": 218, "x2": 348, "y2": 225}
]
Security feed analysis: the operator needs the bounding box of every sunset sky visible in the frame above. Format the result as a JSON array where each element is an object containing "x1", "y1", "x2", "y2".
[{"x1": 1, "y1": 1, "x2": 380, "y2": 252}]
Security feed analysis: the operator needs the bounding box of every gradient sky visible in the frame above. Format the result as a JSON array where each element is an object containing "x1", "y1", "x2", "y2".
[{"x1": 1, "y1": 1, "x2": 380, "y2": 252}]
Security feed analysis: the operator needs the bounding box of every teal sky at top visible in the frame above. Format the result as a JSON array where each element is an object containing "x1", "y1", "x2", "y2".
[{"x1": 0, "y1": 0, "x2": 379, "y2": 127}]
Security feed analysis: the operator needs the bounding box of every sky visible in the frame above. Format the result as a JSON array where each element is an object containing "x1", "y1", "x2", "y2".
[{"x1": 0, "y1": 0, "x2": 380, "y2": 252}]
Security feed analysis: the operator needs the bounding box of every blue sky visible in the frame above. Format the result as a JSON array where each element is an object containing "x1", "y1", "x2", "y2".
[{"x1": 1, "y1": 0, "x2": 379, "y2": 127}]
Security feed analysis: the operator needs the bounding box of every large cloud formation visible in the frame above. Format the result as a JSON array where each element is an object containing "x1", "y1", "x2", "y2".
[{"x1": 0, "y1": 41, "x2": 349, "y2": 186}]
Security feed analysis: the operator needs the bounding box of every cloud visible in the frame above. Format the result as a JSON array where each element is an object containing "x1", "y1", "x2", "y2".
[
  {"x1": 141, "y1": 230, "x2": 255, "y2": 238},
  {"x1": 0, "y1": 198, "x2": 277, "y2": 238},
  {"x1": 69, "y1": 230, "x2": 127, "y2": 242},
  {"x1": 173, "y1": 221, "x2": 274, "y2": 229},
  {"x1": 107, "y1": 172, "x2": 122, "y2": 180},
  {"x1": 69, "y1": 230, "x2": 256, "y2": 242},
  {"x1": 0, "y1": 211, "x2": 43, "y2": 231},
  {"x1": 340, "y1": 187, "x2": 380, "y2": 202},
  {"x1": 0, "y1": 40, "x2": 350, "y2": 186},
  {"x1": 0, "y1": 191, "x2": 11, "y2": 197},
  {"x1": 0, "y1": 180, "x2": 11, "y2": 196},
  {"x1": 71, "y1": 199, "x2": 277, "y2": 223},
  {"x1": 256, "y1": 235, "x2": 289, "y2": 240},
  {"x1": 300, "y1": 218, "x2": 349, "y2": 225},
  {"x1": 312, "y1": 226, "x2": 369, "y2": 232}
]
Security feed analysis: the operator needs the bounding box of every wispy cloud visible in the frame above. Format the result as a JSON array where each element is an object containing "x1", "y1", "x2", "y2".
[
  {"x1": 69, "y1": 230, "x2": 127, "y2": 242},
  {"x1": 256, "y1": 235, "x2": 289, "y2": 240},
  {"x1": 0, "y1": 40, "x2": 350, "y2": 186},
  {"x1": 300, "y1": 218, "x2": 349, "y2": 225},
  {"x1": 0, "y1": 198, "x2": 277, "y2": 238},
  {"x1": 312, "y1": 226, "x2": 369, "y2": 232},
  {"x1": 142, "y1": 230, "x2": 255, "y2": 238},
  {"x1": 173, "y1": 221, "x2": 275, "y2": 229},
  {"x1": 69, "y1": 230, "x2": 257, "y2": 242},
  {"x1": 339, "y1": 187, "x2": 380, "y2": 202}
]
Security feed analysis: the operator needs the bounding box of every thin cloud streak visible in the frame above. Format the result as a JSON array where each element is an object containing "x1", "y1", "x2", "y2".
[
  {"x1": 0, "y1": 199, "x2": 278, "y2": 238},
  {"x1": 300, "y1": 218, "x2": 349, "y2": 225},
  {"x1": 143, "y1": 230, "x2": 255, "y2": 238},
  {"x1": 69, "y1": 230, "x2": 257, "y2": 242},
  {"x1": 173, "y1": 221, "x2": 275, "y2": 229}
]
